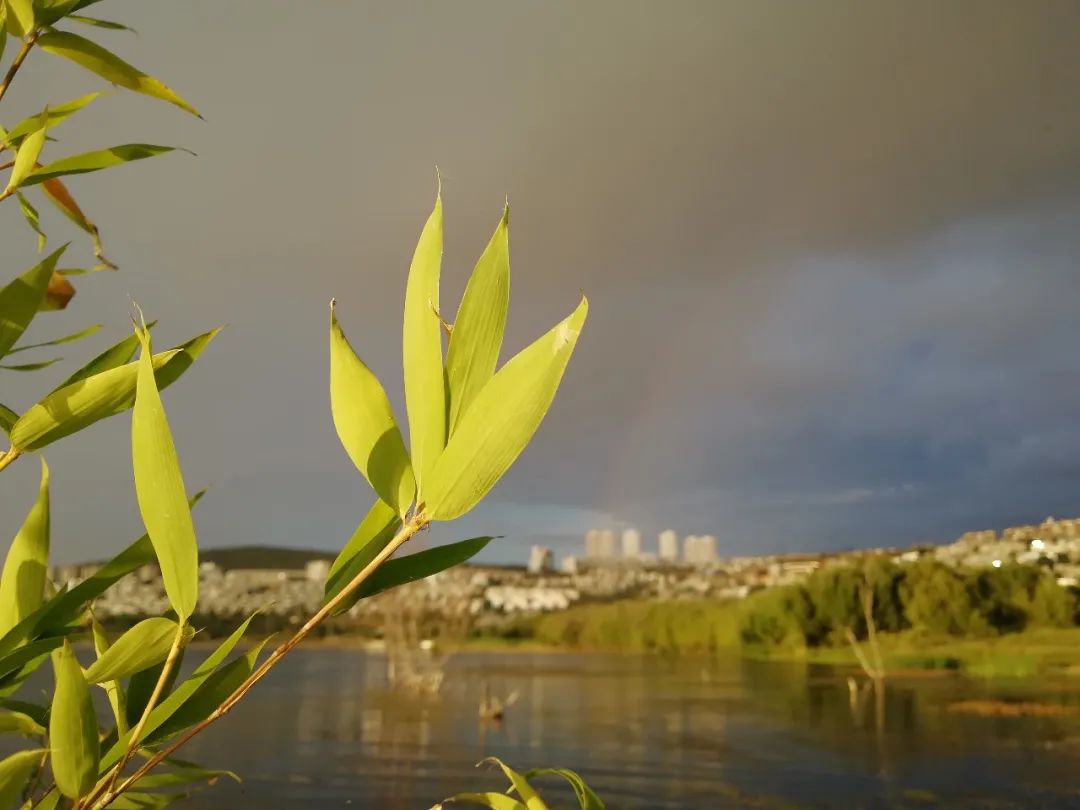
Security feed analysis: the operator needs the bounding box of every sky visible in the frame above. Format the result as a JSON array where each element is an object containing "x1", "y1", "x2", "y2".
[{"x1": 3, "y1": 0, "x2": 1080, "y2": 565}]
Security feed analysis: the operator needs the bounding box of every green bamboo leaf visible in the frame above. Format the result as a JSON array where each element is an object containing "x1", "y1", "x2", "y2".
[
  {"x1": 36, "y1": 31, "x2": 200, "y2": 116},
  {"x1": 446, "y1": 204, "x2": 510, "y2": 434},
  {"x1": 22, "y1": 143, "x2": 181, "y2": 186},
  {"x1": 124, "y1": 650, "x2": 182, "y2": 730},
  {"x1": 0, "y1": 357, "x2": 61, "y2": 370},
  {"x1": 0, "y1": 6, "x2": 7, "y2": 63},
  {"x1": 353, "y1": 536, "x2": 492, "y2": 601},
  {"x1": 68, "y1": 14, "x2": 136, "y2": 31},
  {"x1": 0, "y1": 749, "x2": 45, "y2": 807},
  {"x1": 84, "y1": 617, "x2": 186, "y2": 683},
  {"x1": 482, "y1": 758, "x2": 548, "y2": 810},
  {"x1": 0, "y1": 245, "x2": 66, "y2": 359},
  {"x1": 3, "y1": 92, "x2": 101, "y2": 147},
  {"x1": 0, "y1": 490, "x2": 204, "y2": 658},
  {"x1": 53, "y1": 321, "x2": 154, "y2": 390},
  {"x1": 0, "y1": 457, "x2": 50, "y2": 637},
  {"x1": 4, "y1": 0, "x2": 33, "y2": 37},
  {"x1": 16, "y1": 190, "x2": 47, "y2": 251},
  {"x1": 323, "y1": 498, "x2": 400, "y2": 615},
  {"x1": 329, "y1": 301, "x2": 414, "y2": 515},
  {"x1": 436, "y1": 794, "x2": 527, "y2": 810},
  {"x1": 425, "y1": 297, "x2": 588, "y2": 520},
  {"x1": 91, "y1": 618, "x2": 128, "y2": 734},
  {"x1": 0, "y1": 708, "x2": 45, "y2": 735},
  {"x1": 132, "y1": 325, "x2": 199, "y2": 621},
  {"x1": 34, "y1": 0, "x2": 83, "y2": 26},
  {"x1": 4, "y1": 109, "x2": 46, "y2": 194},
  {"x1": 9, "y1": 322, "x2": 101, "y2": 353},
  {"x1": 101, "y1": 611, "x2": 257, "y2": 769},
  {"x1": 107, "y1": 793, "x2": 183, "y2": 810},
  {"x1": 0, "y1": 633, "x2": 69, "y2": 682},
  {"x1": 0, "y1": 404, "x2": 15, "y2": 436},
  {"x1": 523, "y1": 769, "x2": 606, "y2": 810},
  {"x1": 50, "y1": 639, "x2": 99, "y2": 799},
  {"x1": 135, "y1": 760, "x2": 239, "y2": 788},
  {"x1": 9, "y1": 327, "x2": 219, "y2": 450},
  {"x1": 32, "y1": 787, "x2": 61, "y2": 810},
  {"x1": 403, "y1": 186, "x2": 446, "y2": 493}
]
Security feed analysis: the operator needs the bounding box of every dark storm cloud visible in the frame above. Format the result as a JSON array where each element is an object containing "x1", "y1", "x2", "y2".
[{"x1": 2, "y1": 1, "x2": 1080, "y2": 562}]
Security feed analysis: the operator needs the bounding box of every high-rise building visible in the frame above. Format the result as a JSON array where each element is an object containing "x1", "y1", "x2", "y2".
[
  {"x1": 621, "y1": 528, "x2": 642, "y2": 558},
  {"x1": 528, "y1": 545, "x2": 554, "y2": 574},
  {"x1": 585, "y1": 529, "x2": 616, "y2": 559},
  {"x1": 658, "y1": 529, "x2": 679, "y2": 562},
  {"x1": 684, "y1": 534, "x2": 719, "y2": 566}
]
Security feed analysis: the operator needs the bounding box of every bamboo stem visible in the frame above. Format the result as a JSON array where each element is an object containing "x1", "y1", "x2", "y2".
[{"x1": 0, "y1": 34, "x2": 37, "y2": 106}]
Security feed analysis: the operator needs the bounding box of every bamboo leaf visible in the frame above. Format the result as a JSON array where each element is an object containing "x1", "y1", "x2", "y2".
[
  {"x1": 124, "y1": 650, "x2": 182, "y2": 730},
  {"x1": 523, "y1": 769, "x2": 605, "y2": 810},
  {"x1": 101, "y1": 611, "x2": 257, "y2": 769},
  {"x1": 4, "y1": 0, "x2": 33, "y2": 38},
  {"x1": 42, "y1": 269, "x2": 76, "y2": 310},
  {"x1": 91, "y1": 618, "x2": 128, "y2": 734},
  {"x1": 9, "y1": 322, "x2": 100, "y2": 353},
  {"x1": 0, "y1": 403, "x2": 16, "y2": 436},
  {"x1": 0, "y1": 245, "x2": 65, "y2": 359},
  {"x1": 22, "y1": 143, "x2": 180, "y2": 186},
  {"x1": 3, "y1": 92, "x2": 100, "y2": 147},
  {"x1": 329, "y1": 301, "x2": 414, "y2": 515},
  {"x1": 134, "y1": 760, "x2": 239, "y2": 788},
  {"x1": 425, "y1": 297, "x2": 587, "y2": 520},
  {"x1": 353, "y1": 536, "x2": 491, "y2": 601},
  {"x1": 68, "y1": 14, "x2": 136, "y2": 32},
  {"x1": 53, "y1": 322, "x2": 153, "y2": 390},
  {"x1": 0, "y1": 633, "x2": 69, "y2": 682},
  {"x1": 9, "y1": 327, "x2": 218, "y2": 451},
  {"x1": 0, "y1": 357, "x2": 61, "y2": 370},
  {"x1": 0, "y1": 708, "x2": 45, "y2": 735},
  {"x1": 0, "y1": 6, "x2": 7, "y2": 63},
  {"x1": 37, "y1": 31, "x2": 200, "y2": 116},
  {"x1": 84, "y1": 617, "x2": 186, "y2": 683},
  {"x1": 34, "y1": 0, "x2": 84, "y2": 26},
  {"x1": 436, "y1": 794, "x2": 527, "y2": 810},
  {"x1": 0, "y1": 749, "x2": 45, "y2": 807},
  {"x1": 0, "y1": 457, "x2": 49, "y2": 637},
  {"x1": 132, "y1": 325, "x2": 199, "y2": 621},
  {"x1": 446, "y1": 204, "x2": 510, "y2": 434},
  {"x1": 50, "y1": 639, "x2": 99, "y2": 799},
  {"x1": 16, "y1": 190, "x2": 47, "y2": 251},
  {"x1": 323, "y1": 498, "x2": 400, "y2": 615},
  {"x1": 41, "y1": 176, "x2": 118, "y2": 269},
  {"x1": 403, "y1": 186, "x2": 446, "y2": 492},
  {"x1": 4, "y1": 109, "x2": 46, "y2": 193},
  {"x1": 482, "y1": 758, "x2": 548, "y2": 810}
]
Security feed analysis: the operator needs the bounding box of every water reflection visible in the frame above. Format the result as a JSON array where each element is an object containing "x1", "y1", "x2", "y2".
[{"x1": 169, "y1": 649, "x2": 1080, "y2": 808}]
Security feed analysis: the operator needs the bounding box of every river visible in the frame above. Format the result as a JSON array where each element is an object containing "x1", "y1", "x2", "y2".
[{"x1": 164, "y1": 648, "x2": 1080, "y2": 808}]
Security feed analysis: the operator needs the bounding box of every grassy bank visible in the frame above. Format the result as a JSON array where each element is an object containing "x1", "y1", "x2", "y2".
[{"x1": 484, "y1": 599, "x2": 1080, "y2": 678}]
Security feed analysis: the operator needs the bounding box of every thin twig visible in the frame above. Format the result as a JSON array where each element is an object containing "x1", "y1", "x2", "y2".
[
  {"x1": 0, "y1": 34, "x2": 38, "y2": 106},
  {"x1": 95, "y1": 515, "x2": 426, "y2": 808}
]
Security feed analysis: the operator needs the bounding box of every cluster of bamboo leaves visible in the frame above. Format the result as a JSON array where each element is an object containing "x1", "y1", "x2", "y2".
[
  {"x1": 0, "y1": 1, "x2": 592, "y2": 807},
  {"x1": 434, "y1": 758, "x2": 605, "y2": 810}
]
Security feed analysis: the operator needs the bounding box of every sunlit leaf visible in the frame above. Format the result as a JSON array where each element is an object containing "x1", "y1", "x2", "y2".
[
  {"x1": 4, "y1": 109, "x2": 46, "y2": 194},
  {"x1": 132, "y1": 325, "x2": 199, "y2": 621},
  {"x1": 41, "y1": 176, "x2": 118, "y2": 269},
  {"x1": 403, "y1": 186, "x2": 446, "y2": 492},
  {"x1": 135, "y1": 760, "x2": 239, "y2": 788},
  {"x1": 0, "y1": 749, "x2": 44, "y2": 808},
  {"x1": 4, "y1": 0, "x2": 33, "y2": 38},
  {"x1": 53, "y1": 322, "x2": 153, "y2": 390},
  {"x1": 101, "y1": 611, "x2": 257, "y2": 769},
  {"x1": 523, "y1": 769, "x2": 606, "y2": 810},
  {"x1": 435, "y1": 794, "x2": 527, "y2": 810},
  {"x1": 0, "y1": 633, "x2": 69, "y2": 682},
  {"x1": 0, "y1": 245, "x2": 65, "y2": 359},
  {"x1": 22, "y1": 143, "x2": 180, "y2": 186},
  {"x1": 68, "y1": 14, "x2": 136, "y2": 31},
  {"x1": 16, "y1": 190, "x2": 46, "y2": 251},
  {"x1": 0, "y1": 6, "x2": 7, "y2": 62},
  {"x1": 425, "y1": 297, "x2": 588, "y2": 520},
  {"x1": 329, "y1": 301, "x2": 414, "y2": 515},
  {"x1": 323, "y1": 498, "x2": 400, "y2": 615},
  {"x1": 50, "y1": 639, "x2": 99, "y2": 799},
  {"x1": 91, "y1": 618, "x2": 128, "y2": 734},
  {"x1": 0, "y1": 708, "x2": 45, "y2": 735},
  {"x1": 84, "y1": 617, "x2": 186, "y2": 683},
  {"x1": 9, "y1": 327, "x2": 219, "y2": 450},
  {"x1": 41, "y1": 269, "x2": 76, "y2": 311},
  {"x1": 37, "y1": 31, "x2": 200, "y2": 116},
  {"x1": 482, "y1": 758, "x2": 548, "y2": 810},
  {"x1": 34, "y1": 0, "x2": 84, "y2": 26},
  {"x1": 0, "y1": 457, "x2": 49, "y2": 637},
  {"x1": 446, "y1": 204, "x2": 509, "y2": 434},
  {"x1": 353, "y1": 536, "x2": 491, "y2": 601},
  {"x1": 3, "y1": 92, "x2": 101, "y2": 147},
  {"x1": 9, "y1": 322, "x2": 100, "y2": 353},
  {"x1": 0, "y1": 357, "x2": 61, "y2": 370}
]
